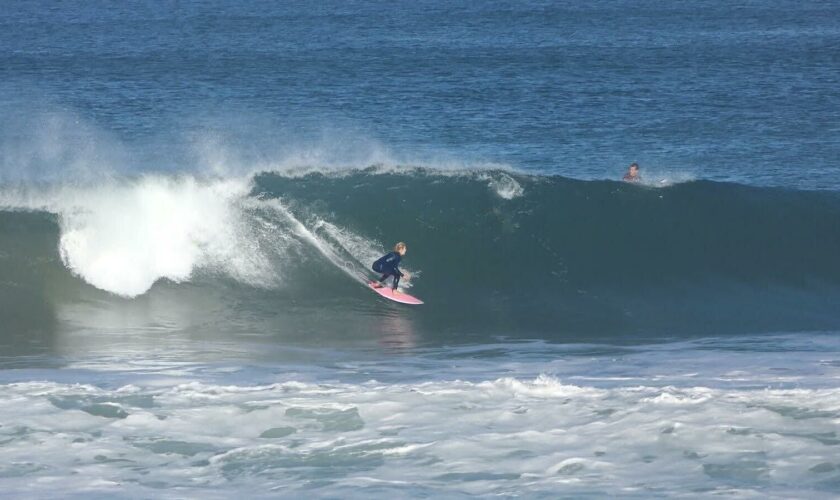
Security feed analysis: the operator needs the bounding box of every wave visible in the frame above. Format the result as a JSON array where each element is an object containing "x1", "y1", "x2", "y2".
[{"x1": 2, "y1": 168, "x2": 840, "y2": 338}]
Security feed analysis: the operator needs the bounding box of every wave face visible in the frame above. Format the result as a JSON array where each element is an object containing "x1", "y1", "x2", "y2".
[{"x1": 2, "y1": 169, "x2": 840, "y2": 342}]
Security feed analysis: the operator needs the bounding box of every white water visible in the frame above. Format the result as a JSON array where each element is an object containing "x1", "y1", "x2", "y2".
[
  {"x1": 1, "y1": 338, "x2": 839, "y2": 498},
  {"x1": 0, "y1": 175, "x2": 282, "y2": 297}
]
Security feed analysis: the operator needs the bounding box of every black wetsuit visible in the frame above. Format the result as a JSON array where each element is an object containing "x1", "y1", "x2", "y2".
[{"x1": 372, "y1": 251, "x2": 403, "y2": 290}]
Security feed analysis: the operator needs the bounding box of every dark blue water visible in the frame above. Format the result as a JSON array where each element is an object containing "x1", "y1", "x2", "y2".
[{"x1": 3, "y1": 0, "x2": 840, "y2": 187}]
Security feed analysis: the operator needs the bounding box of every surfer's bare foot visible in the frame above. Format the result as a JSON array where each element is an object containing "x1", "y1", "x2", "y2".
[{"x1": 371, "y1": 282, "x2": 383, "y2": 288}]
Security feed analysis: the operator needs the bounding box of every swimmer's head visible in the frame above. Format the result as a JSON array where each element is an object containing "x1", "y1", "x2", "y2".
[{"x1": 394, "y1": 242, "x2": 407, "y2": 255}]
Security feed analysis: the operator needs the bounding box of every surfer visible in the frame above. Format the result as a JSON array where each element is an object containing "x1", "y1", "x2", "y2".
[
  {"x1": 371, "y1": 242, "x2": 410, "y2": 292},
  {"x1": 623, "y1": 162, "x2": 641, "y2": 183}
]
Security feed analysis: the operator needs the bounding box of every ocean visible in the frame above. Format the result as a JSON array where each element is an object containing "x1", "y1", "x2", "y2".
[{"x1": 2, "y1": 0, "x2": 840, "y2": 497}]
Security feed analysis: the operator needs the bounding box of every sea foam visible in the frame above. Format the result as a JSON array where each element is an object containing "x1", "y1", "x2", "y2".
[{"x1": 1, "y1": 373, "x2": 839, "y2": 497}]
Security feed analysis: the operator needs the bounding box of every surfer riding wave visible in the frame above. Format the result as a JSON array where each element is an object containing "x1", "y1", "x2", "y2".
[{"x1": 371, "y1": 242, "x2": 410, "y2": 292}]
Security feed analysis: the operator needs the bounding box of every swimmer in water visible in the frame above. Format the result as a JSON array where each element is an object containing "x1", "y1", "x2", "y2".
[{"x1": 623, "y1": 162, "x2": 641, "y2": 183}]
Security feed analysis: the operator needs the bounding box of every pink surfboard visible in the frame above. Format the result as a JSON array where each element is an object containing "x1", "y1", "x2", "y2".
[{"x1": 368, "y1": 282, "x2": 424, "y2": 305}]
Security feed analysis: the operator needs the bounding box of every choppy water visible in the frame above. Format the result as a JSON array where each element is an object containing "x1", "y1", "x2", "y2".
[{"x1": 2, "y1": 0, "x2": 840, "y2": 497}]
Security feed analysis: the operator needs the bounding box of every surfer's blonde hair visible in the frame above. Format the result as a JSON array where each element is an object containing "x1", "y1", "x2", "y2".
[{"x1": 394, "y1": 242, "x2": 407, "y2": 252}]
